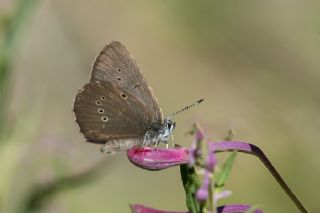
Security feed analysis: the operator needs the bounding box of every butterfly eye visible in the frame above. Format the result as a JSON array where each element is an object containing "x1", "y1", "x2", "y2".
[
  {"x1": 97, "y1": 108, "x2": 104, "y2": 114},
  {"x1": 95, "y1": 100, "x2": 102, "y2": 105},
  {"x1": 101, "y1": 116, "x2": 108, "y2": 122}
]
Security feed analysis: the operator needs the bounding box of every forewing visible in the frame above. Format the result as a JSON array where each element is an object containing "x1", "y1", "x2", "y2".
[
  {"x1": 90, "y1": 41, "x2": 163, "y2": 126},
  {"x1": 73, "y1": 81, "x2": 151, "y2": 144}
]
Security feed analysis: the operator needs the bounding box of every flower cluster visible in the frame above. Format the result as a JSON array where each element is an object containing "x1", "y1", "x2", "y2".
[
  {"x1": 127, "y1": 126, "x2": 264, "y2": 213},
  {"x1": 127, "y1": 125, "x2": 307, "y2": 213}
]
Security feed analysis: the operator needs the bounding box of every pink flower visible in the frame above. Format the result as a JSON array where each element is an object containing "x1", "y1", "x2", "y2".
[
  {"x1": 196, "y1": 170, "x2": 211, "y2": 201},
  {"x1": 130, "y1": 204, "x2": 263, "y2": 213},
  {"x1": 217, "y1": 204, "x2": 263, "y2": 213},
  {"x1": 127, "y1": 147, "x2": 190, "y2": 171},
  {"x1": 189, "y1": 127, "x2": 205, "y2": 166}
]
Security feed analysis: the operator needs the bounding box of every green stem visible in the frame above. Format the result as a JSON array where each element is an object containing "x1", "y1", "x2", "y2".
[
  {"x1": 207, "y1": 181, "x2": 213, "y2": 212},
  {"x1": 180, "y1": 164, "x2": 201, "y2": 213}
]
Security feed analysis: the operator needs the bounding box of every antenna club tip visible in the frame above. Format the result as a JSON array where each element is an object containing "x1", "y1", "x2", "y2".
[{"x1": 198, "y1": 98, "x2": 204, "y2": 103}]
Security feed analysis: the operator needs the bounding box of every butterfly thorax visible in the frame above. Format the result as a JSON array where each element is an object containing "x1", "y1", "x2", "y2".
[{"x1": 143, "y1": 118, "x2": 176, "y2": 147}]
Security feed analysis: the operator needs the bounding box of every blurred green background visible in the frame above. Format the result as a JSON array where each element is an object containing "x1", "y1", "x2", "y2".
[{"x1": 0, "y1": 0, "x2": 319, "y2": 212}]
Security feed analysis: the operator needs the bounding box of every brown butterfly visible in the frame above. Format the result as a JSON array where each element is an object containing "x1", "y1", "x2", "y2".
[{"x1": 73, "y1": 41, "x2": 202, "y2": 154}]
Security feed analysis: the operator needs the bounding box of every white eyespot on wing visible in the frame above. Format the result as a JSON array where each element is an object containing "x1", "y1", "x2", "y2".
[
  {"x1": 121, "y1": 93, "x2": 127, "y2": 99},
  {"x1": 97, "y1": 108, "x2": 105, "y2": 114},
  {"x1": 101, "y1": 116, "x2": 108, "y2": 122}
]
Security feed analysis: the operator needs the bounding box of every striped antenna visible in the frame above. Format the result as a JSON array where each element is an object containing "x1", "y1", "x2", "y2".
[{"x1": 170, "y1": 99, "x2": 204, "y2": 117}]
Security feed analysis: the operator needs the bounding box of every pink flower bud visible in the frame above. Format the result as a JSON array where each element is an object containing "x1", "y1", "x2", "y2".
[
  {"x1": 195, "y1": 128, "x2": 204, "y2": 141},
  {"x1": 127, "y1": 147, "x2": 190, "y2": 171}
]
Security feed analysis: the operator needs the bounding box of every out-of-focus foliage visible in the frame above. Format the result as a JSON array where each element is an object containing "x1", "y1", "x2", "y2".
[{"x1": 0, "y1": 0, "x2": 319, "y2": 212}]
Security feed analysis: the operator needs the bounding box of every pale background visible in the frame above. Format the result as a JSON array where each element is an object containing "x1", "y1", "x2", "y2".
[{"x1": 0, "y1": 1, "x2": 319, "y2": 212}]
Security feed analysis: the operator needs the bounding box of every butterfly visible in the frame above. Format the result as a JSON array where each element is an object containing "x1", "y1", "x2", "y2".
[{"x1": 73, "y1": 41, "x2": 183, "y2": 154}]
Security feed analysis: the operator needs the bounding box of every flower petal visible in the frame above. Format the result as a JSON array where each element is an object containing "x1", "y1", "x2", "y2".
[
  {"x1": 189, "y1": 128, "x2": 204, "y2": 167},
  {"x1": 127, "y1": 147, "x2": 190, "y2": 171},
  {"x1": 195, "y1": 128, "x2": 204, "y2": 141},
  {"x1": 130, "y1": 204, "x2": 188, "y2": 213},
  {"x1": 217, "y1": 204, "x2": 263, "y2": 213},
  {"x1": 196, "y1": 170, "x2": 211, "y2": 201}
]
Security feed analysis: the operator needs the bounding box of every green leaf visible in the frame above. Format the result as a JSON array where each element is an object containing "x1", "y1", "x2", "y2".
[{"x1": 215, "y1": 151, "x2": 237, "y2": 188}]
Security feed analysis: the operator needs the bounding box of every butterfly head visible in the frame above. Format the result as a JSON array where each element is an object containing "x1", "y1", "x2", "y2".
[
  {"x1": 143, "y1": 99, "x2": 203, "y2": 147},
  {"x1": 156, "y1": 98, "x2": 203, "y2": 143},
  {"x1": 143, "y1": 117, "x2": 176, "y2": 147},
  {"x1": 159, "y1": 117, "x2": 176, "y2": 141}
]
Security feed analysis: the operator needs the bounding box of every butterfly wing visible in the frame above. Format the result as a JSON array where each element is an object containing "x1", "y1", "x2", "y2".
[
  {"x1": 90, "y1": 41, "x2": 163, "y2": 126},
  {"x1": 74, "y1": 81, "x2": 152, "y2": 145}
]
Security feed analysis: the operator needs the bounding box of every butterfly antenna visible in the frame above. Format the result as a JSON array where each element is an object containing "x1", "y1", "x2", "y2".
[{"x1": 170, "y1": 98, "x2": 204, "y2": 117}]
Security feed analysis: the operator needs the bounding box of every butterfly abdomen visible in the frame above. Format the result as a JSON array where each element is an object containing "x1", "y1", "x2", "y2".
[{"x1": 100, "y1": 138, "x2": 142, "y2": 154}]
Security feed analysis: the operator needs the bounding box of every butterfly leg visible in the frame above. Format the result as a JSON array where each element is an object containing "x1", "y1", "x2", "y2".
[
  {"x1": 154, "y1": 135, "x2": 161, "y2": 148},
  {"x1": 142, "y1": 133, "x2": 148, "y2": 147},
  {"x1": 171, "y1": 135, "x2": 175, "y2": 147},
  {"x1": 154, "y1": 140, "x2": 160, "y2": 148}
]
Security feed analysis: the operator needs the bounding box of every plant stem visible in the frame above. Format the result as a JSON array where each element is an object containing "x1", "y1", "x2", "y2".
[
  {"x1": 208, "y1": 181, "x2": 213, "y2": 212},
  {"x1": 180, "y1": 164, "x2": 201, "y2": 213}
]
